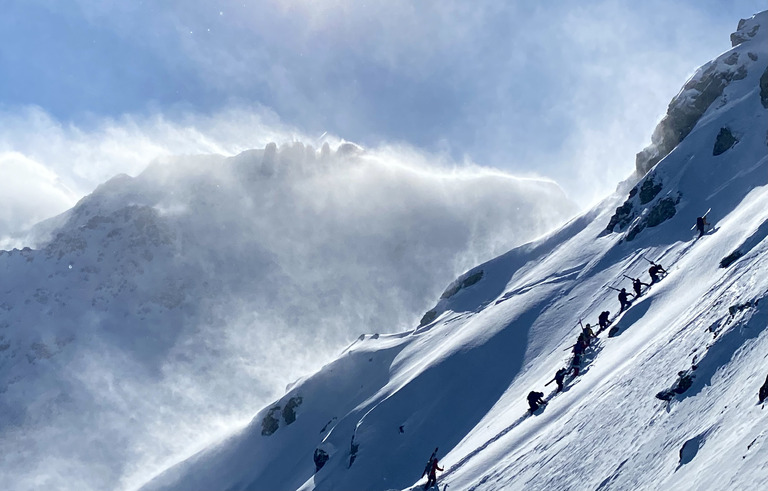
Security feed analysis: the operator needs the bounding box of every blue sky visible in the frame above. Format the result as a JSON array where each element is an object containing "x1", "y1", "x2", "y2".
[{"x1": 0, "y1": 0, "x2": 765, "y2": 234}]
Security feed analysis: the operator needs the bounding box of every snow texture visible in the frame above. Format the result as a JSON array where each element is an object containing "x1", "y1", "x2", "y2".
[{"x1": 142, "y1": 11, "x2": 768, "y2": 491}]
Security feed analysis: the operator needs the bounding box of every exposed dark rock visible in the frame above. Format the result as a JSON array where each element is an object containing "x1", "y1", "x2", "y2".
[
  {"x1": 674, "y1": 373, "x2": 694, "y2": 394},
  {"x1": 732, "y1": 65, "x2": 748, "y2": 81},
  {"x1": 656, "y1": 388, "x2": 675, "y2": 401},
  {"x1": 655, "y1": 368, "x2": 696, "y2": 400},
  {"x1": 646, "y1": 196, "x2": 679, "y2": 227},
  {"x1": 314, "y1": 448, "x2": 330, "y2": 473},
  {"x1": 260, "y1": 142, "x2": 278, "y2": 177},
  {"x1": 731, "y1": 20, "x2": 760, "y2": 47},
  {"x1": 419, "y1": 309, "x2": 437, "y2": 327},
  {"x1": 625, "y1": 195, "x2": 680, "y2": 242},
  {"x1": 261, "y1": 406, "x2": 281, "y2": 436},
  {"x1": 679, "y1": 434, "x2": 706, "y2": 466},
  {"x1": 625, "y1": 224, "x2": 642, "y2": 242},
  {"x1": 760, "y1": 66, "x2": 768, "y2": 109},
  {"x1": 606, "y1": 201, "x2": 635, "y2": 233},
  {"x1": 713, "y1": 127, "x2": 739, "y2": 156},
  {"x1": 282, "y1": 396, "x2": 303, "y2": 425},
  {"x1": 748, "y1": 52, "x2": 758, "y2": 62},
  {"x1": 348, "y1": 436, "x2": 359, "y2": 468},
  {"x1": 319, "y1": 417, "x2": 337, "y2": 433},
  {"x1": 723, "y1": 52, "x2": 740, "y2": 65},
  {"x1": 720, "y1": 250, "x2": 744, "y2": 268},
  {"x1": 729, "y1": 300, "x2": 757, "y2": 316},
  {"x1": 461, "y1": 271, "x2": 484, "y2": 289},
  {"x1": 440, "y1": 270, "x2": 484, "y2": 299},
  {"x1": 634, "y1": 56, "x2": 748, "y2": 175},
  {"x1": 638, "y1": 176, "x2": 663, "y2": 205}
]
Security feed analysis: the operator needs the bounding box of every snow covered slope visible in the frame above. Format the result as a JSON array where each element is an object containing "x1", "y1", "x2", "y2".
[
  {"x1": 141, "y1": 11, "x2": 768, "y2": 491},
  {"x1": 0, "y1": 144, "x2": 573, "y2": 490}
]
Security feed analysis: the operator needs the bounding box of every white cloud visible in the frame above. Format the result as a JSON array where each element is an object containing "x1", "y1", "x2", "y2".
[
  {"x1": 0, "y1": 105, "x2": 311, "y2": 241},
  {"x1": 0, "y1": 152, "x2": 78, "y2": 242}
]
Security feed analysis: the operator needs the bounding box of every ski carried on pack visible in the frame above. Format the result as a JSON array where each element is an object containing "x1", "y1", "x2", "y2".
[
  {"x1": 421, "y1": 448, "x2": 438, "y2": 479},
  {"x1": 690, "y1": 207, "x2": 711, "y2": 230}
]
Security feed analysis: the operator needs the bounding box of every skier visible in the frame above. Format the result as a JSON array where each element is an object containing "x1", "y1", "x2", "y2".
[
  {"x1": 421, "y1": 448, "x2": 438, "y2": 479},
  {"x1": 696, "y1": 215, "x2": 709, "y2": 238},
  {"x1": 618, "y1": 288, "x2": 634, "y2": 312},
  {"x1": 573, "y1": 338, "x2": 587, "y2": 356},
  {"x1": 577, "y1": 331, "x2": 589, "y2": 347},
  {"x1": 632, "y1": 277, "x2": 649, "y2": 297},
  {"x1": 648, "y1": 263, "x2": 667, "y2": 284},
  {"x1": 760, "y1": 374, "x2": 768, "y2": 404},
  {"x1": 570, "y1": 352, "x2": 582, "y2": 377},
  {"x1": 549, "y1": 367, "x2": 569, "y2": 392},
  {"x1": 527, "y1": 391, "x2": 547, "y2": 413},
  {"x1": 424, "y1": 456, "x2": 444, "y2": 490},
  {"x1": 582, "y1": 323, "x2": 596, "y2": 344},
  {"x1": 598, "y1": 311, "x2": 611, "y2": 332}
]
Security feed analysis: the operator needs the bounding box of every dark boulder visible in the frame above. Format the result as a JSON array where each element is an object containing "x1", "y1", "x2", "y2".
[
  {"x1": 719, "y1": 250, "x2": 743, "y2": 268},
  {"x1": 261, "y1": 406, "x2": 281, "y2": 436},
  {"x1": 282, "y1": 396, "x2": 303, "y2": 425},
  {"x1": 314, "y1": 448, "x2": 330, "y2": 473},
  {"x1": 638, "y1": 176, "x2": 663, "y2": 205},
  {"x1": 713, "y1": 127, "x2": 738, "y2": 156},
  {"x1": 419, "y1": 309, "x2": 437, "y2": 327},
  {"x1": 606, "y1": 201, "x2": 635, "y2": 234},
  {"x1": 645, "y1": 196, "x2": 679, "y2": 228}
]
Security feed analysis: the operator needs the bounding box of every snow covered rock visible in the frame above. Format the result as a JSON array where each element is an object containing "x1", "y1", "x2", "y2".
[
  {"x1": 713, "y1": 127, "x2": 739, "y2": 155},
  {"x1": 635, "y1": 12, "x2": 766, "y2": 176}
]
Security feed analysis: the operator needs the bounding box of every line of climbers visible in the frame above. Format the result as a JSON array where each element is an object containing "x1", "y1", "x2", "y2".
[
  {"x1": 420, "y1": 213, "x2": 717, "y2": 489},
  {"x1": 526, "y1": 255, "x2": 669, "y2": 414}
]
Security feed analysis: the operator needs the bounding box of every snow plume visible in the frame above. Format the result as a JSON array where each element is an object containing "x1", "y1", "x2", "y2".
[
  {"x1": 0, "y1": 105, "x2": 302, "y2": 243},
  {"x1": 0, "y1": 135, "x2": 575, "y2": 490}
]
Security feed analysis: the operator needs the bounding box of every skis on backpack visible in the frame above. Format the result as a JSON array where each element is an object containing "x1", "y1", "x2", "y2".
[{"x1": 690, "y1": 207, "x2": 712, "y2": 230}]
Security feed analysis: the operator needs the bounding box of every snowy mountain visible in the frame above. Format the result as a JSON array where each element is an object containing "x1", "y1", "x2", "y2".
[
  {"x1": 141, "y1": 11, "x2": 768, "y2": 491},
  {"x1": 0, "y1": 141, "x2": 573, "y2": 490}
]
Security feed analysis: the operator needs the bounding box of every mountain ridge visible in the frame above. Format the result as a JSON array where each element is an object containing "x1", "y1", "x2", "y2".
[{"x1": 141, "y1": 11, "x2": 768, "y2": 491}]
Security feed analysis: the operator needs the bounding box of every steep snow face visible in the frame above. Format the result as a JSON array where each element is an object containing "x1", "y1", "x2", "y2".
[
  {"x1": 141, "y1": 11, "x2": 768, "y2": 491},
  {"x1": 634, "y1": 9, "x2": 768, "y2": 176},
  {"x1": 0, "y1": 143, "x2": 573, "y2": 491}
]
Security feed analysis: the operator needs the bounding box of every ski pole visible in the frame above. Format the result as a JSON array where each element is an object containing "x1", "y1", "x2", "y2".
[
  {"x1": 607, "y1": 286, "x2": 621, "y2": 292},
  {"x1": 622, "y1": 274, "x2": 635, "y2": 281}
]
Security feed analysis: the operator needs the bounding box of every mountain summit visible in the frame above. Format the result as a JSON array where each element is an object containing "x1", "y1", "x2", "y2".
[{"x1": 142, "y1": 11, "x2": 768, "y2": 491}]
